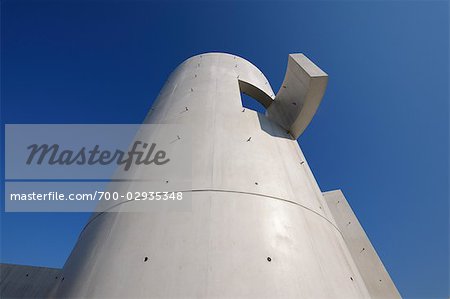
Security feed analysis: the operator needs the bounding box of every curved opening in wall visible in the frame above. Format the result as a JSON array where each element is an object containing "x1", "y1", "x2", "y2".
[
  {"x1": 241, "y1": 92, "x2": 266, "y2": 114},
  {"x1": 238, "y1": 80, "x2": 273, "y2": 114}
]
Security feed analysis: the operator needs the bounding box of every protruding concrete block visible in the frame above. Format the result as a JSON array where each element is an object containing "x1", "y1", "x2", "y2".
[{"x1": 268, "y1": 54, "x2": 328, "y2": 138}]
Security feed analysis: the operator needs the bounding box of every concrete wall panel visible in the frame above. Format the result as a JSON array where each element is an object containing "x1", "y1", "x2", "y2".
[
  {"x1": 323, "y1": 190, "x2": 401, "y2": 298},
  {"x1": 0, "y1": 263, "x2": 60, "y2": 299}
]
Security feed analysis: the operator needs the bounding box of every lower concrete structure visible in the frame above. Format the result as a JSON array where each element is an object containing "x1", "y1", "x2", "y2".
[{"x1": 0, "y1": 263, "x2": 60, "y2": 299}]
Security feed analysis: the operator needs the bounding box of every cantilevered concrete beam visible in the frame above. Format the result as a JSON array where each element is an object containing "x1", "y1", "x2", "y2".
[{"x1": 267, "y1": 54, "x2": 328, "y2": 139}]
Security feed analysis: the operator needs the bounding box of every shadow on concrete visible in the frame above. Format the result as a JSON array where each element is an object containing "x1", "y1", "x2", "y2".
[{"x1": 257, "y1": 113, "x2": 293, "y2": 140}]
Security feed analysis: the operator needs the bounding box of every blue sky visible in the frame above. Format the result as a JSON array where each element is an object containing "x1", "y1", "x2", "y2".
[{"x1": 1, "y1": 1, "x2": 448, "y2": 298}]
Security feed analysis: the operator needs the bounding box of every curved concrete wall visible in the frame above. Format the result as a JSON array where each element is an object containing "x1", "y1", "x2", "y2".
[{"x1": 50, "y1": 53, "x2": 375, "y2": 298}]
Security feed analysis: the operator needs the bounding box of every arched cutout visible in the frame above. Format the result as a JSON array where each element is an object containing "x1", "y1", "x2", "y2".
[
  {"x1": 238, "y1": 80, "x2": 273, "y2": 108},
  {"x1": 238, "y1": 79, "x2": 273, "y2": 114},
  {"x1": 241, "y1": 92, "x2": 266, "y2": 114}
]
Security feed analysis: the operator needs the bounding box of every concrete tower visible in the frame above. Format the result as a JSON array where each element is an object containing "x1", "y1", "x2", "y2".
[{"x1": 46, "y1": 53, "x2": 400, "y2": 298}]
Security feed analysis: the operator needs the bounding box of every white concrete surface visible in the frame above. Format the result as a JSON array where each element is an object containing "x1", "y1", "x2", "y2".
[{"x1": 48, "y1": 53, "x2": 399, "y2": 298}]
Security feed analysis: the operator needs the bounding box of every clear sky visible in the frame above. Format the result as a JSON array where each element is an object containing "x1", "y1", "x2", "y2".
[{"x1": 1, "y1": 1, "x2": 448, "y2": 298}]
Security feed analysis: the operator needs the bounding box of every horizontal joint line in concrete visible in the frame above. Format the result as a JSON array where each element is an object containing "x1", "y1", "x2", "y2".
[
  {"x1": 78, "y1": 189, "x2": 342, "y2": 240},
  {"x1": 190, "y1": 189, "x2": 341, "y2": 235}
]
